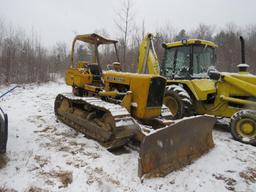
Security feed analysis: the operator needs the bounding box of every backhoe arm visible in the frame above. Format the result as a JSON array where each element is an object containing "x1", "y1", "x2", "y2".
[{"x1": 137, "y1": 33, "x2": 160, "y2": 75}]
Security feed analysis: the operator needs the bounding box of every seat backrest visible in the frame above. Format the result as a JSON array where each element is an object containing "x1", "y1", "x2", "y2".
[{"x1": 88, "y1": 64, "x2": 101, "y2": 81}]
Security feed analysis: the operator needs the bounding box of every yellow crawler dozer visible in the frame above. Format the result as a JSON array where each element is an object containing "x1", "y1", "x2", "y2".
[
  {"x1": 54, "y1": 33, "x2": 216, "y2": 177},
  {"x1": 138, "y1": 34, "x2": 256, "y2": 146}
]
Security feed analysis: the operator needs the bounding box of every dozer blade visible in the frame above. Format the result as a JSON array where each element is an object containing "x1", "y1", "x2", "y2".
[{"x1": 138, "y1": 115, "x2": 216, "y2": 178}]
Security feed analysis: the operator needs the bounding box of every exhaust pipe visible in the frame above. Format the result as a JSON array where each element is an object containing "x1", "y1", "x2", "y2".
[
  {"x1": 237, "y1": 36, "x2": 249, "y2": 73},
  {"x1": 240, "y1": 36, "x2": 245, "y2": 64}
]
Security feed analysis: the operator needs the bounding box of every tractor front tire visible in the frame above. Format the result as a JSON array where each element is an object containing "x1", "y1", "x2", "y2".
[
  {"x1": 230, "y1": 110, "x2": 256, "y2": 146},
  {"x1": 164, "y1": 85, "x2": 193, "y2": 120}
]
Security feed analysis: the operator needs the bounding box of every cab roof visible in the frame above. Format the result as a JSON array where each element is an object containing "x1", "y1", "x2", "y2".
[
  {"x1": 74, "y1": 33, "x2": 118, "y2": 45},
  {"x1": 163, "y1": 39, "x2": 218, "y2": 48}
]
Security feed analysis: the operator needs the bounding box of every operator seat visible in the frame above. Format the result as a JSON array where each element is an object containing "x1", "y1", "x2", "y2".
[{"x1": 87, "y1": 64, "x2": 101, "y2": 81}]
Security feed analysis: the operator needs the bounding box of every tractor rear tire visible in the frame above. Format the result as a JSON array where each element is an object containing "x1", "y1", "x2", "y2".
[
  {"x1": 164, "y1": 85, "x2": 193, "y2": 119},
  {"x1": 230, "y1": 110, "x2": 256, "y2": 146}
]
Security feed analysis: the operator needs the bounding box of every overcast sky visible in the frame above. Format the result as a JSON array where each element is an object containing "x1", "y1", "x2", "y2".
[{"x1": 0, "y1": 0, "x2": 256, "y2": 47}]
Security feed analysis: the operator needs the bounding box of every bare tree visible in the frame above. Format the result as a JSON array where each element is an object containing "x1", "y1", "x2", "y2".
[
  {"x1": 114, "y1": 0, "x2": 135, "y2": 71},
  {"x1": 154, "y1": 24, "x2": 177, "y2": 63},
  {"x1": 214, "y1": 25, "x2": 242, "y2": 72},
  {"x1": 1, "y1": 14, "x2": 256, "y2": 85},
  {"x1": 174, "y1": 29, "x2": 189, "y2": 41},
  {"x1": 190, "y1": 24, "x2": 215, "y2": 40},
  {"x1": 0, "y1": 17, "x2": 68, "y2": 84},
  {"x1": 245, "y1": 24, "x2": 256, "y2": 73}
]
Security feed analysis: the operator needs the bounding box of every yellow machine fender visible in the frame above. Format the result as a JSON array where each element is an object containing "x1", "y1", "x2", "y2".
[{"x1": 138, "y1": 115, "x2": 216, "y2": 178}]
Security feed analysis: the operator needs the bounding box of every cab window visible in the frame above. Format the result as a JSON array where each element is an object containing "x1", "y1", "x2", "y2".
[
  {"x1": 193, "y1": 45, "x2": 215, "y2": 77},
  {"x1": 162, "y1": 46, "x2": 190, "y2": 78}
]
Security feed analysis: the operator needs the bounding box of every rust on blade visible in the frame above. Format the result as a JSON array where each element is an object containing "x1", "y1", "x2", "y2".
[{"x1": 138, "y1": 116, "x2": 216, "y2": 178}]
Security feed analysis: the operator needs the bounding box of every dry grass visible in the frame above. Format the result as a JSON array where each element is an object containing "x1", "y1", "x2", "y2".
[
  {"x1": 39, "y1": 170, "x2": 73, "y2": 188},
  {"x1": 34, "y1": 155, "x2": 49, "y2": 168},
  {"x1": 212, "y1": 173, "x2": 237, "y2": 191},
  {"x1": 54, "y1": 171, "x2": 73, "y2": 187},
  {"x1": 239, "y1": 167, "x2": 256, "y2": 184},
  {"x1": 25, "y1": 186, "x2": 48, "y2": 192},
  {"x1": 0, "y1": 186, "x2": 17, "y2": 192}
]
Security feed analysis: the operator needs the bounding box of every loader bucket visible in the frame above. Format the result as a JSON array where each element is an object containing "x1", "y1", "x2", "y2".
[{"x1": 138, "y1": 115, "x2": 216, "y2": 178}]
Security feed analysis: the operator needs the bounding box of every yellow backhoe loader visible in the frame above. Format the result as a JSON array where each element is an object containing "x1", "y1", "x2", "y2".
[
  {"x1": 54, "y1": 33, "x2": 216, "y2": 178},
  {"x1": 138, "y1": 34, "x2": 256, "y2": 146}
]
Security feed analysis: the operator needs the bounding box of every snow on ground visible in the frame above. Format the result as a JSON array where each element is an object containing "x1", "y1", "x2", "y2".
[{"x1": 0, "y1": 82, "x2": 256, "y2": 192}]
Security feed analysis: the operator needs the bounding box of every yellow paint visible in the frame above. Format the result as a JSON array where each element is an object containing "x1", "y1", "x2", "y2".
[
  {"x1": 137, "y1": 33, "x2": 160, "y2": 75},
  {"x1": 141, "y1": 36, "x2": 256, "y2": 119},
  {"x1": 164, "y1": 39, "x2": 218, "y2": 48},
  {"x1": 103, "y1": 71, "x2": 164, "y2": 119},
  {"x1": 65, "y1": 33, "x2": 166, "y2": 121},
  {"x1": 164, "y1": 96, "x2": 178, "y2": 116},
  {"x1": 236, "y1": 119, "x2": 256, "y2": 137},
  {"x1": 195, "y1": 72, "x2": 256, "y2": 117},
  {"x1": 241, "y1": 123, "x2": 254, "y2": 134},
  {"x1": 121, "y1": 91, "x2": 132, "y2": 113},
  {"x1": 65, "y1": 68, "x2": 92, "y2": 87},
  {"x1": 84, "y1": 84, "x2": 99, "y2": 92},
  {"x1": 167, "y1": 79, "x2": 216, "y2": 100}
]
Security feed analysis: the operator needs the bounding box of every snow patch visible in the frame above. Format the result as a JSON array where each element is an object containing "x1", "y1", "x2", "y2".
[
  {"x1": 116, "y1": 119, "x2": 135, "y2": 127},
  {"x1": 0, "y1": 82, "x2": 256, "y2": 192},
  {"x1": 157, "y1": 140, "x2": 163, "y2": 148}
]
